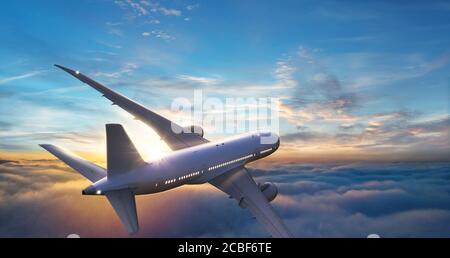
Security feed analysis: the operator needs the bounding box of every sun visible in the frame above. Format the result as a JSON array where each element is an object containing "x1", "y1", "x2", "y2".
[{"x1": 117, "y1": 114, "x2": 172, "y2": 162}]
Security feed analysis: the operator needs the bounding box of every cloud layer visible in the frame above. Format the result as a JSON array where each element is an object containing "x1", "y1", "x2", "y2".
[{"x1": 1, "y1": 160, "x2": 449, "y2": 237}]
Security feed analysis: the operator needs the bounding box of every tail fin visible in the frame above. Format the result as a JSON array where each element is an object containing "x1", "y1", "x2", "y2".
[
  {"x1": 105, "y1": 124, "x2": 142, "y2": 234},
  {"x1": 40, "y1": 124, "x2": 142, "y2": 235},
  {"x1": 106, "y1": 124, "x2": 145, "y2": 178},
  {"x1": 106, "y1": 189, "x2": 139, "y2": 234},
  {"x1": 39, "y1": 144, "x2": 106, "y2": 182}
]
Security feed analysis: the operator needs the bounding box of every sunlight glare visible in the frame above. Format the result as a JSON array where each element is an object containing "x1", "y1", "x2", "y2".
[{"x1": 115, "y1": 112, "x2": 172, "y2": 162}]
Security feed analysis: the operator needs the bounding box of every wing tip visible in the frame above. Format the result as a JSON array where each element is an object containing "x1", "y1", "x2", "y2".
[
  {"x1": 54, "y1": 64, "x2": 68, "y2": 71},
  {"x1": 39, "y1": 144, "x2": 53, "y2": 150},
  {"x1": 127, "y1": 226, "x2": 139, "y2": 235},
  {"x1": 54, "y1": 64, "x2": 79, "y2": 76},
  {"x1": 105, "y1": 123, "x2": 123, "y2": 129}
]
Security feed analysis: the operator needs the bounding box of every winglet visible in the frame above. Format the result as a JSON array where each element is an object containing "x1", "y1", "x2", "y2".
[
  {"x1": 54, "y1": 64, "x2": 78, "y2": 76},
  {"x1": 54, "y1": 64, "x2": 94, "y2": 86}
]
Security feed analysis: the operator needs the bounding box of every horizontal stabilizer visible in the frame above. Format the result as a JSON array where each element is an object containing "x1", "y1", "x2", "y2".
[
  {"x1": 106, "y1": 189, "x2": 139, "y2": 234},
  {"x1": 39, "y1": 144, "x2": 106, "y2": 182}
]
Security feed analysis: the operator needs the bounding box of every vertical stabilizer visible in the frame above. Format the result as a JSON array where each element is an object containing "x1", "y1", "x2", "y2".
[{"x1": 106, "y1": 124, "x2": 145, "y2": 178}]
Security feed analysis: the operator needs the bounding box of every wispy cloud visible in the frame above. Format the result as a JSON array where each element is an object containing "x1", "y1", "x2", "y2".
[
  {"x1": 314, "y1": 4, "x2": 379, "y2": 21},
  {"x1": 274, "y1": 59, "x2": 297, "y2": 88},
  {"x1": 90, "y1": 63, "x2": 138, "y2": 78},
  {"x1": 177, "y1": 74, "x2": 221, "y2": 85},
  {"x1": 341, "y1": 51, "x2": 450, "y2": 89},
  {"x1": 157, "y1": 7, "x2": 181, "y2": 16},
  {"x1": 186, "y1": 4, "x2": 199, "y2": 11},
  {"x1": 279, "y1": 113, "x2": 450, "y2": 161},
  {"x1": 144, "y1": 30, "x2": 175, "y2": 41},
  {"x1": 124, "y1": 0, "x2": 149, "y2": 16},
  {"x1": 144, "y1": 19, "x2": 160, "y2": 24},
  {"x1": 0, "y1": 71, "x2": 43, "y2": 85},
  {"x1": 96, "y1": 40, "x2": 122, "y2": 49},
  {"x1": 116, "y1": 0, "x2": 182, "y2": 17},
  {"x1": 274, "y1": 46, "x2": 360, "y2": 128},
  {"x1": 264, "y1": 45, "x2": 450, "y2": 160}
]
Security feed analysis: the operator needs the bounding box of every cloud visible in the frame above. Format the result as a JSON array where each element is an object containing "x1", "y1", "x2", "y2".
[
  {"x1": 90, "y1": 63, "x2": 138, "y2": 78},
  {"x1": 412, "y1": 51, "x2": 450, "y2": 77},
  {"x1": 340, "y1": 51, "x2": 450, "y2": 89},
  {"x1": 274, "y1": 46, "x2": 362, "y2": 129},
  {"x1": 112, "y1": 0, "x2": 183, "y2": 32},
  {"x1": 97, "y1": 40, "x2": 122, "y2": 49},
  {"x1": 0, "y1": 128, "x2": 105, "y2": 152},
  {"x1": 274, "y1": 59, "x2": 297, "y2": 88},
  {"x1": 281, "y1": 131, "x2": 327, "y2": 143},
  {"x1": 0, "y1": 160, "x2": 16, "y2": 165},
  {"x1": 145, "y1": 19, "x2": 160, "y2": 24},
  {"x1": 186, "y1": 4, "x2": 199, "y2": 11},
  {"x1": 142, "y1": 30, "x2": 174, "y2": 40},
  {"x1": 157, "y1": 7, "x2": 181, "y2": 16},
  {"x1": 1, "y1": 161, "x2": 449, "y2": 237},
  {"x1": 268, "y1": 45, "x2": 449, "y2": 160},
  {"x1": 124, "y1": 0, "x2": 149, "y2": 16},
  {"x1": 408, "y1": 116, "x2": 450, "y2": 134},
  {"x1": 141, "y1": 30, "x2": 176, "y2": 41},
  {"x1": 280, "y1": 113, "x2": 449, "y2": 160},
  {"x1": 253, "y1": 162, "x2": 450, "y2": 237},
  {"x1": 117, "y1": 0, "x2": 181, "y2": 17},
  {"x1": 313, "y1": 3, "x2": 379, "y2": 21},
  {"x1": 177, "y1": 75, "x2": 221, "y2": 85},
  {"x1": 0, "y1": 121, "x2": 12, "y2": 130},
  {"x1": 0, "y1": 71, "x2": 43, "y2": 85}
]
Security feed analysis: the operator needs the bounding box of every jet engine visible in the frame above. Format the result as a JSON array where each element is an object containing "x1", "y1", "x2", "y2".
[
  {"x1": 237, "y1": 182, "x2": 278, "y2": 209},
  {"x1": 183, "y1": 125, "x2": 204, "y2": 137},
  {"x1": 259, "y1": 182, "x2": 278, "y2": 202}
]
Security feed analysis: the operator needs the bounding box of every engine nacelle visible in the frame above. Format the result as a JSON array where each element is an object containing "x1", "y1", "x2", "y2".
[
  {"x1": 259, "y1": 182, "x2": 278, "y2": 202},
  {"x1": 238, "y1": 182, "x2": 278, "y2": 209},
  {"x1": 183, "y1": 125, "x2": 204, "y2": 137}
]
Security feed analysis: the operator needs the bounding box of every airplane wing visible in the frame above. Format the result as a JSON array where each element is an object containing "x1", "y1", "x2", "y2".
[
  {"x1": 54, "y1": 65, "x2": 209, "y2": 150},
  {"x1": 209, "y1": 168, "x2": 293, "y2": 238}
]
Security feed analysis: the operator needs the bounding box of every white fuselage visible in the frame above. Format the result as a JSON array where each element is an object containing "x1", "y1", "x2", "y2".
[{"x1": 86, "y1": 132, "x2": 280, "y2": 195}]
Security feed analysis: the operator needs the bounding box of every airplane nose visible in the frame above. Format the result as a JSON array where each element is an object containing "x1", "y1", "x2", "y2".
[
  {"x1": 274, "y1": 134, "x2": 280, "y2": 150},
  {"x1": 259, "y1": 131, "x2": 280, "y2": 146}
]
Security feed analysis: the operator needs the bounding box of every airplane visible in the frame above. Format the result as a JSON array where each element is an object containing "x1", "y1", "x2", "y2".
[{"x1": 40, "y1": 64, "x2": 293, "y2": 238}]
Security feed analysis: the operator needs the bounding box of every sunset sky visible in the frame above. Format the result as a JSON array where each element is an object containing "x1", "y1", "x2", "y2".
[
  {"x1": 1, "y1": 0, "x2": 449, "y2": 162},
  {"x1": 0, "y1": 0, "x2": 450, "y2": 238}
]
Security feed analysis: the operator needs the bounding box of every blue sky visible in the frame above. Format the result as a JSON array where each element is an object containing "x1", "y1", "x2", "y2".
[{"x1": 0, "y1": 0, "x2": 449, "y2": 161}]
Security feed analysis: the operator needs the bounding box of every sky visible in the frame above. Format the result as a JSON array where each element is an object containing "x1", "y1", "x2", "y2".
[
  {"x1": 0, "y1": 0, "x2": 450, "y2": 238},
  {"x1": 0, "y1": 0, "x2": 449, "y2": 162}
]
